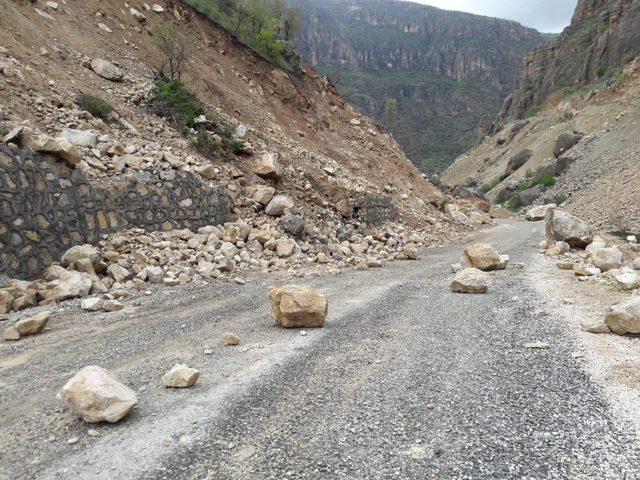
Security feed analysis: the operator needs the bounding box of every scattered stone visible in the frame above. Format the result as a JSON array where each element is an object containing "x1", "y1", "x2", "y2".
[
  {"x1": 557, "y1": 261, "x2": 574, "y2": 270},
  {"x1": 281, "y1": 212, "x2": 305, "y2": 237},
  {"x1": 628, "y1": 235, "x2": 638, "y2": 244},
  {"x1": 581, "y1": 322, "x2": 611, "y2": 334},
  {"x1": 220, "y1": 333, "x2": 240, "y2": 346},
  {"x1": 545, "y1": 241, "x2": 570, "y2": 256},
  {"x1": 203, "y1": 349, "x2": 214, "y2": 355},
  {"x1": 58, "y1": 366, "x2": 138, "y2": 423},
  {"x1": 3, "y1": 326, "x2": 20, "y2": 341},
  {"x1": 13, "y1": 311, "x2": 50, "y2": 336},
  {"x1": 60, "y1": 128, "x2": 98, "y2": 148},
  {"x1": 90, "y1": 59, "x2": 124, "y2": 82},
  {"x1": 451, "y1": 263, "x2": 462, "y2": 273},
  {"x1": 463, "y1": 243, "x2": 501, "y2": 271},
  {"x1": 269, "y1": 285, "x2": 328, "y2": 328},
  {"x1": 265, "y1": 194, "x2": 294, "y2": 216},
  {"x1": 103, "y1": 300, "x2": 123, "y2": 312},
  {"x1": 591, "y1": 246, "x2": 623, "y2": 272},
  {"x1": 251, "y1": 152, "x2": 280, "y2": 178},
  {"x1": 616, "y1": 271, "x2": 640, "y2": 290},
  {"x1": 67, "y1": 437, "x2": 79, "y2": 445},
  {"x1": 498, "y1": 255, "x2": 509, "y2": 270},
  {"x1": 523, "y1": 342, "x2": 549, "y2": 349},
  {"x1": 605, "y1": 297, "x2": 640, "y2": 335},
  {"x1": 162, "y1": 364, "x2": 200, "y2": 388},
  {"x1": 404, "y1": 244, "x2": 420, "y2": 260},
  {"x1": 450, "y1": 268, "x2": 489, "y2": 294}
]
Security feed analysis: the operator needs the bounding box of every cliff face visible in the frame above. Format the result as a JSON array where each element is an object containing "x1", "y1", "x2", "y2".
[
  {"x1": 288, "y1": 0, "x2": 547, "y2": 173},
  {"x1": 498, "y1": 0, "x2": 640, "y2": 123}
]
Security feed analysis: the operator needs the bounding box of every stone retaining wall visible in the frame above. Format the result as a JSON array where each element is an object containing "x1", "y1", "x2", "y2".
[
  {"x1": 355, "y1": 194, "x2": 398, "y2": 226},
  {"x1": 0, "y1": 145, "x2": 228, "y2": 279}
]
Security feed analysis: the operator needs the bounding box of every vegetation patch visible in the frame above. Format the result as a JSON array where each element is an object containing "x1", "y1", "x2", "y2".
[
  {"x1": 77, "y1": 94, "x2": 114, "y2": 121},
  {"x1": 148, "y1": 80, "x2": 206, "y2": 130},
  {"x1": 481, "y1": 177, "x2": 500, "y2": 193},
  {"x1": 186, "y1": 0, "x2": 301, "y2": 70}
]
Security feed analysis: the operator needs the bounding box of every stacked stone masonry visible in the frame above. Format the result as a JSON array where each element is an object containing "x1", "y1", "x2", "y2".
[{"x1": 0, "y1": 146, "x2": 228, "y2": 279}]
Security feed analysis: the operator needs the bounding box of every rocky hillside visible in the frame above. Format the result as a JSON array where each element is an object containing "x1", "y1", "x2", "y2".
[
  {"x1": 497, "y1": 0, "x2": 640, "y2": 125},
  {"x1": 0, "y1": 0, "x2": 490, "y2": 315},
  {"x1": 288, "y1": 0, "x2": 548, "y2": 172},
  {"x1": 443, "y1": 0, "x2": 640, "y2": 233},
  {"x1": 444, "y1": 63, "x2": 640, "y2": 235}
]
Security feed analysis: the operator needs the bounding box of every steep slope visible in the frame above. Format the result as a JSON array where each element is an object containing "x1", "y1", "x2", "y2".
[
  {"x1": 288, "y1": 0, "x2": 548, "y2": 173},
  {"x1": 443, "y1": 0, "x2": 640, "y2": 233},
  {"x1": 497, "y1": 0, "x2": 640, "y2": 125},
  {"x1": 0, "y1": 0, "x2": 486, "y2": 291}
]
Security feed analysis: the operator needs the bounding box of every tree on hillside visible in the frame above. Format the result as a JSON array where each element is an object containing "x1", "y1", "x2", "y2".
[
  {"x1": 150, "y1": 20, "x2": 191, "y2": 81},
  {"x1": 382, "y1": 98, "x2": 398, "y2": 127}
]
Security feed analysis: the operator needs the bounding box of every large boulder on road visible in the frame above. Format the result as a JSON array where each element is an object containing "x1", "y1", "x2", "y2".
[
  {"x1": 463, "y1": 243, "x2": 502, "y2": 271},
  {"x1": 545, "y1": 209, "x2": 594, "y2": 248},
  {"x1": 605, "y1": 297, "x2": 640, "y2": 335},
  {"x1": 451, "y1": 268, "x2": 489, "y2": 293},
  {"x1": 269, "y1": 285, "x2": 327, "y2": 328},
  {"x1": 58, "y1": 366, "x2": 138, "y2": 423}
]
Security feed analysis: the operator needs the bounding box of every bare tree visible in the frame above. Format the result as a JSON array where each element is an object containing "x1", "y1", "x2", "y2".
[{"x1": 150, "y1": 20, "x2": 190, "y2": 81}]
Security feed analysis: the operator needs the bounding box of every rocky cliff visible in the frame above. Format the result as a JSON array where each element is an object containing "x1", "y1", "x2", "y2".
[
  {"x1": 288, "y1": 0, "x2": 547, "y2": 172},
  {"x1": 498, "y1": 0, "x2": 640, "y2": 124}
]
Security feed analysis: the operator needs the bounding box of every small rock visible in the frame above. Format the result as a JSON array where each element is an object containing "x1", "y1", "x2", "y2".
[
  {"x1": 581, "y1": 322, "x2": 611, "y2": 334},
  {"x1": 162, "y1": 364, "x2": 200, "y2": 388},
  {"x1": 450, "y1": 268, "x2": 489, "y2": 294},
  {"x1": 523, "y1": 342, "x2": 549, "y2": 349},
  {"x1": 220, "y1": 333, "x2": 240, "y2": 346},
  {"x1": 102, "y1": 300, "x2": 123, "y2": 312}
]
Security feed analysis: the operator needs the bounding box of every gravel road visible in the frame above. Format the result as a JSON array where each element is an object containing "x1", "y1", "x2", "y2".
[{"x1": 2, "y1": 220, "x2": 640, "y2": 479}]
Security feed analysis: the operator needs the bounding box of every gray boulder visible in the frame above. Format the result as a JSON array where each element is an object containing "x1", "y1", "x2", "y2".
[
  {"x1": 545, "y1": 209, "x2": 594, "y2": 248},
  {"x1": 553, "y1": 132, "x2": 582, "y2": 158}
]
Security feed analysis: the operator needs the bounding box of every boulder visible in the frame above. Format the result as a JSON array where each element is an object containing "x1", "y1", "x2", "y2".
[
  {"x1": 545, "y1": 241, "x2": 570, "y2": 256},
  {"x1": 3, "y1": 326, "x2": 20, "y2": 341},
  {"x1": 553, "y1": 132, "x2": 582, "y2": 158},
  {"x1": 251, "y1": 152, "x2": 280, "y2": 178},
  {"x1": 505, "y1": 149, "x2": 532, "y2": 175},
  {"x1": 162, "y1": 364, "x2": 200, "y2": 388},
  {"x1": 404, "y1": 244, "x2": 420, "y2": 260},
  {"x1": 590, "y1": 246, "x2": 623, "y2": 272},
  {"x1": 269, "y1": 285, "x2": 328, "y2": 328},
  {"x1": 265, "y1": 194, "x2": 294, "y2": 216},
  {"x1": 545, "y1": 209, "x2": 593, "y2": 248},
  {"x1": 27, "y1": 134, "x2": 82, "y2": 166},
  {"x1": 615, "y1": 271, "x2": 640, "y2": 290},
  {"x1": 90, "y1": 59, "x2": 124, "y2": 81},
  {"x1": 146, "y1": 266, "x2": 164, "y2": 284},
  {"x1": 58, "y1": 366, "x2": 138, "y2": 423},
  {"x1": 525, "y1": 204, "x2": 556, "y2": 221},
  {"x1": 107, "y1": 264, "x2": 131, "y2": 283},
  {"x1": 463, "y1": 243, "x2": 501, "y2": 271},
  {"x1": 276, "y1": 239, "x2": 295, "y2": 258},
  {"x1": 61, "y1": 244, "x2": 102, "y2": 269},
  {"x1": 605, "y1": 297, "x2": 640, "y2": 335},
  {"x1": 55, "y1": 271, "x2": 93, "y2": 300},
  {"x1": 81, "y1": 297, "x2": 104, "y2": 311},
  {"x1": 60, "y1": 128, "x2": 98, "y2": 148},
  {"x1": 14, "y1": 311, "x2": 50, "y2": 336},
  {"x1": 450, "y1": 268, "x2": 489, "y2": 293},
  {"x1": 253, "y1": 185, "x2": 276, "y2": 205}
]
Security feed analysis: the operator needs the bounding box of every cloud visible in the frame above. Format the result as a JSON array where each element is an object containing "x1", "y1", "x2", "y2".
[{"x1": 409, "y1": 0, "x2": 577, "y2": 32}]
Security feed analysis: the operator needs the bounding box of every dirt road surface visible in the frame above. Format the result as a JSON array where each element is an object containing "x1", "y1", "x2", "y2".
[{"x1": 2, "y1": 221, "x2": 640, "y2": 479}]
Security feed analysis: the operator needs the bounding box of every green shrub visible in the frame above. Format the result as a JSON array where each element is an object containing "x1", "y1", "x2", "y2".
[
  {"x1": 148, "y1": 80, "x2": 205, "y2": 129},
  {"x1": 563, "y1": 111, "x2": 574, "y2": 122},
  {"x1": 517, "y1": 173, "x2": 557, "y2": 192},
  {"x1": 525, "y1": 105, "x2": 541, "y2": 118},
  {"x1": 596, "y1": 65, "x2": 609, "y2": 77},
  {"x1": 77, "y1": 94, "x2": 114, "y2": 121},
  {"x1": 193, "y1": 129, "x2": 220, "y2": 160},
  {"x1": 481, "y1": 177, "x2": 500, "y2": 193},
  {"x1": 503, "y1": 197, "x2": 523, "y2": 212},
  {"x1": 552, "y1": 194, "x2": 567, "y2": 205}
]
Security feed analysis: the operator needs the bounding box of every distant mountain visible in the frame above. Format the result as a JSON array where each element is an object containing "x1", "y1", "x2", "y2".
[{"x1": 288, "y1": 0, "x2": 548, "y2": 173}]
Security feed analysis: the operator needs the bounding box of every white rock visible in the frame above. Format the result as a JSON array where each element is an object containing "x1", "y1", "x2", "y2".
[
  {"x1": 60, "y1": 128, "x2": 98, "y2": 148},
  {"x1": 525, "y1": 204, "x2": 556, "y2": 221},
  {"x1": 265, "y1": 194, "x2": 294, "y2": 216},
  {"x1": 590, "y1": 246, "x2": 623, "y2": 272},
  {"x1": 450, "y1": 268, "x2": 489, "y2": 293},
  {"x1": 616, "y1": 272, "x2": 640, "y2": 291},
  {"x1": 545, "y1": 209, "x2": 594, "y2": 248},
  {"x1": 55, "y1": 271, "x2": 92, "y2": 300},
  {"x1": 81, "y1": 297, "x2": 104, "y2": 311},
  {"x1": 58, "y1": 366, "x2": 138, "y2": 423}
]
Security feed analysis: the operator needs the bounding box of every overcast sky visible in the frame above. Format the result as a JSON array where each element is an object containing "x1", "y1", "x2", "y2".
[{"x1": 407, "y1": 0, "x2": 577, "y2": 32}]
